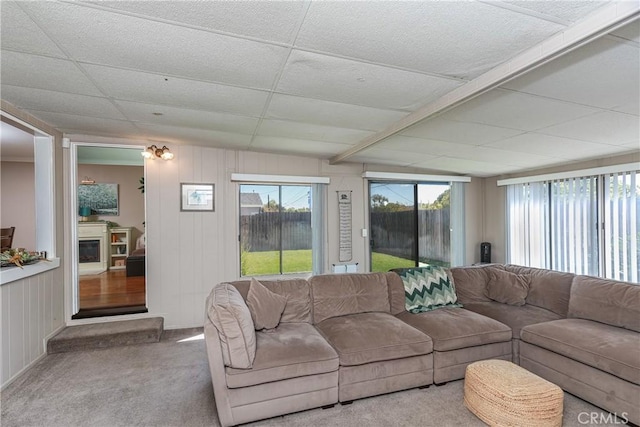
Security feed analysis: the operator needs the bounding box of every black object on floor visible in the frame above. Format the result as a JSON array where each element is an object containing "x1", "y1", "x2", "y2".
[{"x1": 72, "y1": 305, "x2": 148, "y2": 319}]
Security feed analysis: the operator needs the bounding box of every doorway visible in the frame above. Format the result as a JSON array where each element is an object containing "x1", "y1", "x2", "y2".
[
  {"x1": 71, "y1": 144, "x2": 147, "y2": 319},
  {"x1": 369, "y1": 181, "x2": 452, "y2": 272}
]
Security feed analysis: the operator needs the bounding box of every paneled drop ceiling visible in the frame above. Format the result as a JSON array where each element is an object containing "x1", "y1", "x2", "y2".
[{"x1": 1, "y1": 1, "x2": 638, "y2": 177}]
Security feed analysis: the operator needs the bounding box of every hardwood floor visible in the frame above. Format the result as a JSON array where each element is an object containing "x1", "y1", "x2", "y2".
[{"x1": 79, "y1": 269, "x2": 145, "y2": 310}]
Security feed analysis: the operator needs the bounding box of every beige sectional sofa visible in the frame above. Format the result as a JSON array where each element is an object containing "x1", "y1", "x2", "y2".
[
  {"x1": 450, "y1": 264, "x2": 640, "y2": 425},
  {"x1": 204, "y1": 265, "x2": 640, "y2": 427}
]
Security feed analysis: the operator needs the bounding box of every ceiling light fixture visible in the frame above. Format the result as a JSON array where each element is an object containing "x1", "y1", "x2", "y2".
[{"x1": 142, "y1": 145, "x2": 174, "y2": 160}]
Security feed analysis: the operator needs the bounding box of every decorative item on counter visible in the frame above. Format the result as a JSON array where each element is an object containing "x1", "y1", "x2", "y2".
[{"x1": 0, "y1": 249, "x2": 47, "y2": 268}]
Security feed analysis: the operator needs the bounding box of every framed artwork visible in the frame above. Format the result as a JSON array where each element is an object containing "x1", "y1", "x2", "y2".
[
  {"x1": 78, "y1": 183, "x2": 119, "y2": 216},
  {"x1": 181, "y1": 183, "x2": 215, "y2": 212}
]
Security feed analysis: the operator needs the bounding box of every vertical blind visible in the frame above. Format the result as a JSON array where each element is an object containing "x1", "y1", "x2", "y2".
[
  {"x1": 549, "y1": 177, "x2": 598, "y2": 276},
  {"x1": 506, "y1": 169, "x2": 639, "y2": 281},
  {"x1": 506, "y1": 182, "x2": 548, "y2": 268},
  {"x1": 604, "y1": 171, "x2": 638, "y2": 282}
]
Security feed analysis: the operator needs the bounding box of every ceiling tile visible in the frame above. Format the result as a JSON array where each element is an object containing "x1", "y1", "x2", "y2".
[
  {"x1": 2, "y1": 86, "x2": 127, "y2": 120},
  {"x1": 92, "y1": 1, "x2": 306, "y2": 44},
  {"x1": 355, "y1": 147, "x2": 438, "y2": 163},
  {"x1": 136, "y1": 123, "x2": 252, "y2": 149},
  {"x1": 1, "y1": 51, "x2": 103, "y2": 96},
  {"x1": 400, "y1": 117, "x2": 523, "y2": 145},
  {"x1": 20, "y1": 2, "x2": 289, "y2": 89},
  {"x1": 82, "y1": 64, "x2": 270, "y2": 116},
  {"x1": 265, "y1": 94, "x2": 407, "y2": 131},
  {"x1": 296, "y1": 1, "x2": 564, "y2": 79},
  {"x1": 443, "y1": 89, "x2": 600, "y2": 131},
  {"x1": 502, "y1": 37, "x2": 639, "y2": 111},
  {"x1": 620, "y1": 142, "x2": 640, "y2": 151},
  {"x1": 348, "y1": 154, "x2": 416, "y2": 167},
  {"x1": 450, "y1": 146, "x2": 561, "y2": 167},
  {"x1": 26, "y1": 110, "x2": 139, "y2": 136},
  {"x1": 114, "y1": 101, "x2": 259, "y2": 135},
  {"x1": 487, "y1": 133, "x2": 631, "y2": 159},
  {"x1": 0, "y1": 1, "x2": 66, "y2": 58},
  {"x1": 375, "y1": 135, "x2": 473, "y2": 156},
  {"x1": 537, "y1": 111, "x2": 640, "y2": 145},
  {"x1": 256, "y1": 119, "x2": 373, "y2": 144},
  {"x1": 250, "y1": 136, "x2": 352, "y2": 157},
  {"x1": 502, "y1": 1, "x2": 608, "y2": 22},
  {"x1": 276, "y1": 50, "x2": 464, "y2": 111},
  {"x1": 610, "y1": 20, "x2": 640, "y2": 43},
  {"x1": 411, "y1": 156, "x2": 522, "y2": 176}
]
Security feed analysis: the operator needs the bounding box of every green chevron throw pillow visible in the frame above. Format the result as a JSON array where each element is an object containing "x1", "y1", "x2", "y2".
[{"x1": 401, "y1": 266, "x2": 462, "y2": 313}]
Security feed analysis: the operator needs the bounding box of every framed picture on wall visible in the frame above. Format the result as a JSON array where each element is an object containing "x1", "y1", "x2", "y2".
[
  {"x1": 181, "y1": 183, "x2": 215, "y2": 212},
  {"x1": 78, "y1": 183, "x2": 119, "y2": 215}
]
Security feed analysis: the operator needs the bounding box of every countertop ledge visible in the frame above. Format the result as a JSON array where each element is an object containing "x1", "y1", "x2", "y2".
[{"x1": 1, "y1": 258, "x2": 61, "y2": 285}]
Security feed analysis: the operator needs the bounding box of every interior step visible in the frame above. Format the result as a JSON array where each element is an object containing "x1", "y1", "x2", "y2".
[{"x1": 47, "y1": 317, "x2": 164, "y2": 354}]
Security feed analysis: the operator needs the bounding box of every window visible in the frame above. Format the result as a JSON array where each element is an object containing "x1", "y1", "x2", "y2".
[
  {"x1": 239, "y1": 183, "x2": 325, "y2": 276},
  {"x1": 505, "y1": 168, "x2": 639, "y2": 281},
  {"x1": 368, "y1": 180, "x2": 465, "y2": 272}
]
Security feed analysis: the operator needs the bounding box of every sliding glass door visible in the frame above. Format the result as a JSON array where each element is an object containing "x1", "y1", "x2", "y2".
[{"x1": 369, "y1": 181, "x2": 452, "y2": 272}]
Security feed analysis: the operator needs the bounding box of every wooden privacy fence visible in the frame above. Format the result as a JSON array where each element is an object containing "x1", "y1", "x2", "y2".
[
  {"x1": 370, "y1": 209, "x2": 450, "y2": 263},
  {"x1": 241, "y1": 212, "x2": 311, "y2": 252}
]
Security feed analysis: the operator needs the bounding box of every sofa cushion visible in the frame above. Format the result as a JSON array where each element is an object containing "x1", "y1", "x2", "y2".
[
  {"x1": 225, "y1": 323, "x2": 339, "y2": 388},
  {"x1": 230, "y1": 278, "x2": 312, "y2": 323},
  {"x1": 207, "y1": 283, "x2": 256, "y2": 369},
  {"x1": 450, "y1": 264, "x2": 501, "y2": 303},
  {"x1": 521, "y1": 319, "x2": 640, "y2": 385},
  {"x1": 486, "y1": 268, "x2": 530, "y2": 306},
  {"x1": 568, "y1": 275, "x2": 640, "y2": 332},
  {"x1": 310, "y1": 273, "x2": 390, "y2": 324},
  {"x1": 386, "y1": 272, "x2": 407, "y2": 315},
  {"x1": 316, "y1": 312, "x2": 432, "y2": 366},
  {"x1": 397, "y1": 308, "x2": 511, "y2": 352},
  {"x1": 246, "y1": 278, "x2": 288, "y2": 330},
  {"x1": 506, "y1": 265, "x2": 574, "y2": 317},
  {"x1": 400, "y1": 266, "x2": 462, "y2": 313},
  {"x1": 463, "y1": 302, "x2": 562, "y2": 338}
]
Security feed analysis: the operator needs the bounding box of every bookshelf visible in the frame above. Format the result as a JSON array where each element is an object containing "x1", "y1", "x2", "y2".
[{"x1": 109, "y1": 227, "x2": 132, "y2": 270}]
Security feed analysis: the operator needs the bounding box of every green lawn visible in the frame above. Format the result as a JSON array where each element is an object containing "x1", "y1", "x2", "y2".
[
  {"x1": 242, "y1": 250, "x2": 312, "y2": 276},
  {"x1": 242, "y1": 249, "x2": 441, "y2": 276},
  {"x1": 371, "y1": 252, "x2": 415, "y2": 272}
]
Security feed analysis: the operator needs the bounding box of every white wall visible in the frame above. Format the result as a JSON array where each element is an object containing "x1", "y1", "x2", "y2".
[
  {"x1": 1, "y1": 161, "x2": 36, "y2": 250},
  {"x1": 143, "y1": 145, "x2": 484, "y2": 329}
]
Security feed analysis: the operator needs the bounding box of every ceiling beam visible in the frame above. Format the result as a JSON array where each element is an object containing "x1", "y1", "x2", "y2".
[{"x1": 330, "y1": 1, "x2": 640, "y2": 165}]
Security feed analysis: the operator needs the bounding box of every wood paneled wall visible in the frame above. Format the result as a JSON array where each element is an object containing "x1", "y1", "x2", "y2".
[{"x1": 1, "y1": 268, "x2": 64, "y2": 389}]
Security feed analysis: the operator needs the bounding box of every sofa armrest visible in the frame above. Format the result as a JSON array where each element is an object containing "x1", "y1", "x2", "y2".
[{"x1": 204, "y1": 321, "x2": 235, "y2": 427}]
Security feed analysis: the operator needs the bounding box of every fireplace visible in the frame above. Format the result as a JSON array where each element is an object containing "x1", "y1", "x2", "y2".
[
  {"x1": 79, "y1": 240, "x2": 100, "y2": 263},
  {"x1": 78, "y1": 223, "x2": 108, "y2": 275}
]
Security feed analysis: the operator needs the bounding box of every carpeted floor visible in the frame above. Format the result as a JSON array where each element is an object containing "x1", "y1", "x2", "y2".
[{"x1": 0, "y1": 328, "x2": 626, "y2": 427}]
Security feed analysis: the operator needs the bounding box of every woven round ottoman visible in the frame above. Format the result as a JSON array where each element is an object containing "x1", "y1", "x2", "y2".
[{"x1": 464, "y1": 359, "x2": 563, "y2": 427}]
